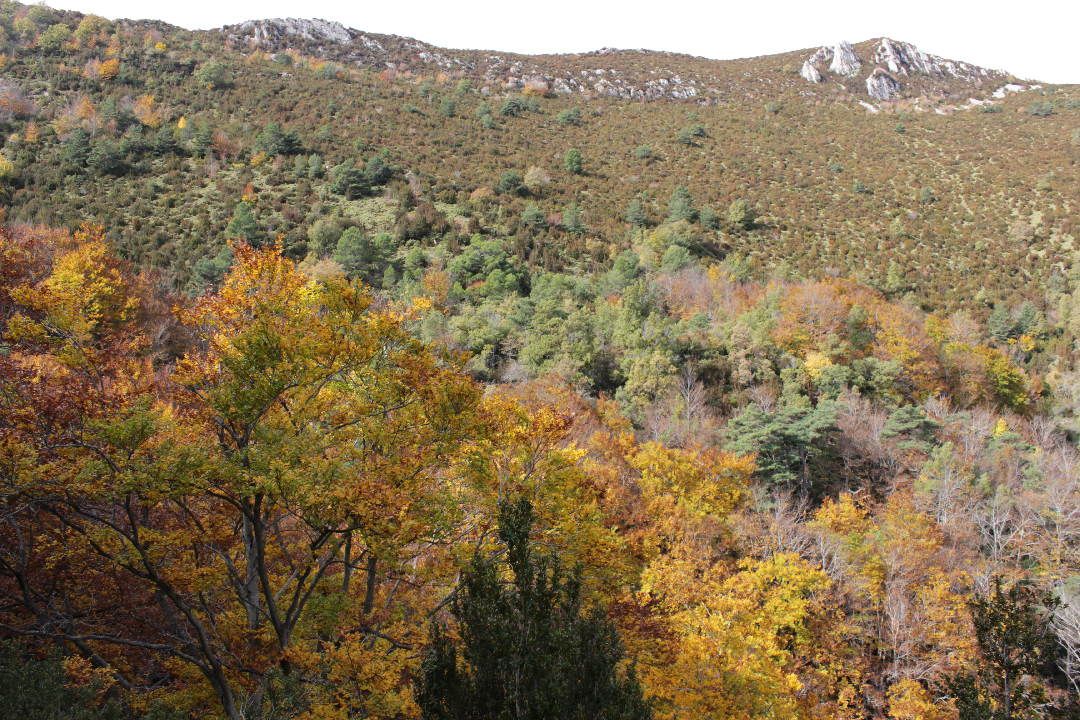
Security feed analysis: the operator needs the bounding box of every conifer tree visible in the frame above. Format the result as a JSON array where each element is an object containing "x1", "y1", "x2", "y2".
[{"x1": 416, "y1": 499, "x2": 651, "y2": 720}]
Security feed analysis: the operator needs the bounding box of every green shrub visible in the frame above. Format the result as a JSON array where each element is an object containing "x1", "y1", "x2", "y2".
[
  {"x1": 1028, "y1": 101, "x2": 1054, "y2": 117},
  {"x1": 676, "y1": 124, "x2": 706, "y2": 145},
  {"x1": 563, "y1": 148, "x2": 583, "y2": 175},
  {"x1": 667, "y1": 186, "x2": 696, "y2": 222},
  {"x1": 195, "y1": 61, "x2": 232, "y2": 88},
  {"x1": 496, "y1": 171, "x2": 525, "y2": 196},
  {"x1": 556, "y1": 107, "x2": 582, "y2": 126}
]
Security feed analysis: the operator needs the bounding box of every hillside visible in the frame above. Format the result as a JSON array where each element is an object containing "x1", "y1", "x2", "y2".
[
  {"x1": 0, "y1": 5, "x2": 1074, "y2": 311},
  {"x1": 0, "y1": 3, "x2": 1078, "y2": 720}
]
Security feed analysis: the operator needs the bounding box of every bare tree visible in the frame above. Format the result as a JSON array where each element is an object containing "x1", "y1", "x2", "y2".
[{"x1": 1052, "y1": 586, "x2": 1080, "y2": 695}]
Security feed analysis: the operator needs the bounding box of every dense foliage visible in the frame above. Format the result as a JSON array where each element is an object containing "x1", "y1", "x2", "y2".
[{"x1": 0, "y1": 2, "x2": 1077, "y2": 719}]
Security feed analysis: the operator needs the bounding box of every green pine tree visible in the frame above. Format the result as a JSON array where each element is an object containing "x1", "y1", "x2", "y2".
[
  {"x1": 946, "y1": 578, "x2": 1061, "y2": 720},
  {"x1": 564, "y1": 148, "x2": 583, "y2": 175},
  {"x1": 415, "y1": 499, "x2": 652, "y2": 720},
  {"x1": 667, "y1": 186, "x2": 696, "y2": 223},
  {"x1": 226, "y1": 202, "x2": 263, "y2": 245},
  {"x1": 625, "y1": 197, "x2": 648, "y2": 227},
  {"x1": 726, "y1": 397, "x2": 839, "y2": 495}
]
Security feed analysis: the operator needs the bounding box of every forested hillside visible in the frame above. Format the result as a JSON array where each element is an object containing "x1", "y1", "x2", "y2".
[{"x1": 0, "y1": 3, "x2": 1077, "y2": 720}]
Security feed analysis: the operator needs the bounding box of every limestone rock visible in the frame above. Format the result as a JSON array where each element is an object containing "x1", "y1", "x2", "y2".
[
  {"x1": 866, "y1": 68, "x2": 902, "y2": 100},
  {"x1": 800, "y1": 60, "x2": 822, "y2": 83},
  {"x1": 829, "y1": 41, "x2": 861, "y2": 76}
]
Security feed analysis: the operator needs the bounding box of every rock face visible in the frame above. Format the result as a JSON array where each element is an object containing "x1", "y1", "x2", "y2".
[
  {"x1": 799, "y1": 42, "x2": 861, "y2": 79},
  {"x1": 798, "y1": 37, "x2": 1007, "y2": 102},
  {"x1": 873, "y1": 37, "x2": 932, "y2": 75},
  {"x1": 230, "y1": 18, "x2": 353, "y2": 47},
  {"x1": 829, "y1": 41, "x2": 861, "y2": 76},
  {"x1": 866, "y1": 68, "x2": 901, "y2": 100},
  {"x1": 800, "y1": 60, "x2": 822, "y2": 83},
  {"x1": 871, "y1": 38, "x2": 993, "y2": 81}
]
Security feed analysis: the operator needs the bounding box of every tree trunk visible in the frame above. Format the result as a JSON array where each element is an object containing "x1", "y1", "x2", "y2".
[{"x1": 364, "y1": 555, "x2": 378, "y2": 614}]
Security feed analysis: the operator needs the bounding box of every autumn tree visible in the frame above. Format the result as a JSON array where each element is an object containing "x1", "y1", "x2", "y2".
[{"x1": 0, "y1": 237, "x2": 484, "y2": 719}]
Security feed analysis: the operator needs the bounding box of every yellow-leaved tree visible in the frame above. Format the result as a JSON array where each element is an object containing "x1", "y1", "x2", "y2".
[{"x1": 0, "y1": 239, "x2": 485, "y2": 719}]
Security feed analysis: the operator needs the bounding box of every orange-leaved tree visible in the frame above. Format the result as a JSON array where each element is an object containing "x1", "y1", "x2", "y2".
[{"x1": 0, "y1": 236, "x2": 484, "y2": 719}]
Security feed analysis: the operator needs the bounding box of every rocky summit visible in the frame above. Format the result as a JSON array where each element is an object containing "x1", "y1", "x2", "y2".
[{"x1": 800, "y1": 37, "x2": 1010, "y2": 101}]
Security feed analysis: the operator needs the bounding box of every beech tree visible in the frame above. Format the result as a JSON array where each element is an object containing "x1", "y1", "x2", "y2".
[{"x1": 0, "y1": 236, "x2": 483, "y2": 719}]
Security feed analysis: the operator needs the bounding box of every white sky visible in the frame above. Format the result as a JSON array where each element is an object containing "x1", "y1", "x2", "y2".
[{"x1": 43, "y1": 0, "x2": 1080, "y2": 83}]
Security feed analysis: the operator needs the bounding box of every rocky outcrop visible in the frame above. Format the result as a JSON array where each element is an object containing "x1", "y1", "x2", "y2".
[
  {"x1": 799, "y1": 42, "x2": 861, "y2": 80},
  {"x1": 866, "y1": 68, "x2": 901, "y2": 100},
  {"x1": 800, "y1": 60, "x2": 822, "y2": 83},
  {"x1": 872, "y1": 38, "x2": 997, "y2": 82},
  {"x1": 229, "y1": 18, "x2": 353, "y2": 47},
  {"x1": 799, "y1": 37, "x2": 1008, "y2": 102},
  {"x1": 874, "y1": 37, "x2": 932, "y2": 75},
  {"x1": 829, "y1": 41, "x2": 861, "y2": 76}
]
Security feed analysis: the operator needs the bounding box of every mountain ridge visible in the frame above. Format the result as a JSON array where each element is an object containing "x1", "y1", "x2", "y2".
[{"x1": 214, "y1": 17, "x2": 1022, "y2": 103}]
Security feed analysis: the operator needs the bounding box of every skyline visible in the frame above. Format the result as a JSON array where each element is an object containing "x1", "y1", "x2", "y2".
[{"x1": 41, "y1": 0, "x2": 1080, "y2": 84}]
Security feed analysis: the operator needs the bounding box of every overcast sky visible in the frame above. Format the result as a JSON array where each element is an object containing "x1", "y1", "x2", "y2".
[{"x1": 43, "y1": 0, "x2": 1080, "y2": 83}]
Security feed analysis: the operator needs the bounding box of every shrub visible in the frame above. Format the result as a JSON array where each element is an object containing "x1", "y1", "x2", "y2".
[
  {"x1": 500, "y1": 96, "x2": 532, "y2": 117},
  {"x1": 195, "y1": 61, "x2": 232, "y2": 89},
  {"x1": 563, "y1": 148, "x2": 583, "y2": 175},
  {"x1": 556, "y1": 107, "x2": 582, "y2": 126},
  {"x1": 523, "y1": 166, "x2": 551, "y2": 195},
  {"x1": 396, "y1": 202, "x2": 450, "y2": 241},
  {"x1": 728, "y1": 199, "x2": 756, "y2": 230},
  {"x1": 496, "y1": 171, "x2": 525, "y2": 196},
  {"x1": 677, "y1": 124, "x2": 706, "y2": 145},
  {"x1": 699, "y1": 206, "x2": 720, "y2": 230},
  {"x1": 1027, "y1": 101, "x2": 1054, "y2": 117},
  {"x1": 522, "y1": 203, "x2": 546, "y2": 229},
  {"x1": 562, "y1": 202, "x2": 585, "y2": 234},
  {"x1": 667, "y1": 186, "x2": 696, "y2": 222},
  {"x1": 0, "y1": 154, "x2": 15, "y2": 182}
]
